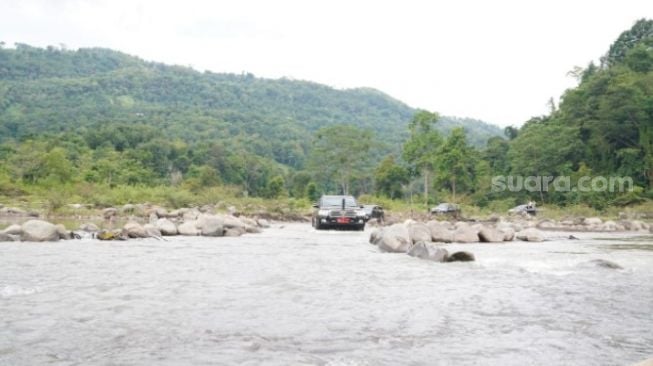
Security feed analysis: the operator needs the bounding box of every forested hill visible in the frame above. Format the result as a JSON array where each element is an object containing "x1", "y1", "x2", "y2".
[{"x1": 0, "y1": 44, "x2": 501, "y2": 162}]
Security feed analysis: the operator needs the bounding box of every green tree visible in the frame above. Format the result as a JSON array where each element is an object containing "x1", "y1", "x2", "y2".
[
  {"x1": 436, "y1": 128, "x2": 477, "y2": 201},
  {"x1": 374, "y1": 155, "x2": 409, "y2": 199},
  {"x1": 307, "y1": 125, "x2": 372, "y2": 194},
  {"x1": 402, "y1": 110, "x2": 443, "y2": 207}
]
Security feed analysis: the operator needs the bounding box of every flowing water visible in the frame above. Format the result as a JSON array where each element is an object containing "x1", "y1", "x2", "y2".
[{"x1": 1, "y1": 224, "x2": 652, "y2": 365}]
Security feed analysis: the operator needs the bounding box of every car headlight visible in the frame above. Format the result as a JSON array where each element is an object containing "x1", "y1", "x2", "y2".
[
  {"x1": 357, "y1": 210, "x2": 367, "y2": 217},
  {"x1": 318, "y1": 209, "x2": 330, "y2": 216}
]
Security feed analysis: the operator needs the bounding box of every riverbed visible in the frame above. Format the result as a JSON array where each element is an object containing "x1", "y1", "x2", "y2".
[{"x1": 1, "y1": 224, "x2": 652, "y2": 365}]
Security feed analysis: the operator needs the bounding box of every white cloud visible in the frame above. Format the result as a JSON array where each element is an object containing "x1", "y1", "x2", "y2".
[{"x1": 1, "y1": 0, "x2": 651, "y2": 126}]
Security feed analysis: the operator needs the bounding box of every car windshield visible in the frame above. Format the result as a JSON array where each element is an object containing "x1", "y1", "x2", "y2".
[{"x1": 321, "y1": 196, "x2": 357, "y2": 207}]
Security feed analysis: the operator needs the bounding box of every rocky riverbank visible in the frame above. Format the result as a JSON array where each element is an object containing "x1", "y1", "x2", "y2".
[
  {"x1": 0, "y1": 204, "x2": 271, "y2": 242},
  {"x1": 368, "y1": 216, "x2": 652, "y2": 263}
]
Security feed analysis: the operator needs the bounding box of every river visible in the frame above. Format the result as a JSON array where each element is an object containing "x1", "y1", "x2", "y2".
[{"x1": 1, "y1": 223, "x2": 652, "y2": 365}]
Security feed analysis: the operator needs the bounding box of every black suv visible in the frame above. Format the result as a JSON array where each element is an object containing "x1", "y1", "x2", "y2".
[{"x1": 312, "y1": 195, "x2": 367, "y2": 231}]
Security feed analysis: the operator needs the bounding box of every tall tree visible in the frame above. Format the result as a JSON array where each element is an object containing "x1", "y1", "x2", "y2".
[
  {"x1": 436, "y1": 128, "x2": 477, "y2": 201},
  {"x1": 307, "y1": 124, "x2": 372, "y2": 194},
  {"x1": 374, "y1": 155, "x2": 409, "y2": 199},
  {"x1": 402, "y1": 110, "x2": 443, "y2": 208}
]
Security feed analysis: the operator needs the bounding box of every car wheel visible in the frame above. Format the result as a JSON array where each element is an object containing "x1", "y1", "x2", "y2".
[
  {"x1": 357, "y1": 224, "x2": 365, "y2": 231},
  {"x1": 313, "y1": 218, "x2": 324, "y2": 230}
]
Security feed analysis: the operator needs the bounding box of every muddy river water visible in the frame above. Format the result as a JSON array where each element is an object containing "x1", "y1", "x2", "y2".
[{"x1": 1, "y1": 224, "x2": 652, "y2": 365}]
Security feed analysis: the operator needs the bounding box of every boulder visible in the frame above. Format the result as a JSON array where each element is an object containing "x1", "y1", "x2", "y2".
[
  {"x1": 515, "y1": 228, "x2": 544, "y2": 242},
  {"x1": 96, "y1": 230, "x2": 126, "y2": 241},
  {"x1": 0, "y1": 232, "x2": 17, "y2": 242},
  {"x1": 3, "y1": 224, "x2": 23, "y2": 235},
  {"x1": 156, "y1": 218, "x2": 178, "y2": 236},
  {"x1": 183, "y1": 208, "x2": 200, "y2": 221},
  {"x1": 121, "y1": 204, "x2": 136, "y2": 214},
  {"x1": 224, "y1": 228, "x2": 244, "y2": 237},
  {"x1": 407, "y1": 242, "x2": 449, "y2": 262},
  {"x1": 373, "y1": 224, "x2": 412, "y2": 253},
  {"x1": 143, "y1": 224, "x2": 162, "y2": 237},
  {"x1": 447, "y1": 251, "x2": 475, "y2": 262},
  {"x1": 196, "y1": 214, "x2": 224, "y2": 236},
  {"x1": 20, "y1": 220, "x2": 60, "y2": 242},
  {"x1": 102, "y1": 207, "x2": 118, "y2": 220},
  {"x1": 453, "y1": 227, "x2": 479, "y2": 243},
  {"x1": 123, "y1": 221, "x2": 148, "y2": 238},
  {"x1": 79, "y1": 223, "x2": 99, "y2": 232},
  {"x1": 239, "y1": 217, "x2": 258, "y2": 228},
  {"x1": 369, "y1": 229, "x2": 382, "y2": 245},
  {"x1": 427, "y1": 221, "x2": 453, "y2": 243},
  {"x1": 221, "y1": 215, "x2": 247, "y2": 230},
  {"x1": 500, "y1": 227, "x2": 515, "y2": 241},
  {"x1": 478, "y1": 226, "x2": 505, "y2": 243},
  {"x1": 178, "y1": 220, "x2": 200, "y2": 236},
  {"x1": 55, "y1": 224, "x2": 72, "y2": 240},
  {"x1": 408, "y1": 222, "x2": 432, "y2": 244},
  {"x1": 0, "y1": 207, "x2": 26, "y2": 216},
  {"x1": 245, "y1": 226, "x2": 263, "y2": 234}
]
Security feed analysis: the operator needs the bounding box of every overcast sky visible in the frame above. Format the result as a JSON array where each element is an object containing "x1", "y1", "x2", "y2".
[{"x1": 1, "y1": 0, "x2": 651, "y2": 127}]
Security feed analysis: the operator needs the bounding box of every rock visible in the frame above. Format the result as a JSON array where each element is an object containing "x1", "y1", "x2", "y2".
[
  {"x1": 221, "y1": 215, "x2": 247, "y2": 230},
  {"x1": 20, "y1": 220, "x2": 60, "y2": 242},
  {"x1": 156, "y1": 218, "x2": 178, "y2": 236},
  {"x1": 369, "y1": 229, "x2": 381, "y2": 244},
  {"x1": 373, "y1": 224, "x2": 412, "y2": 253},
  {"x1": 121, "y1": 204, "x2": 136, "y2": 214},
  {"x1": 183, "y1": 208, "x2": 200, "y2": 221},
  {"x1": 168, "y1": 208, "x2": 186, "y2": 218},
  {"x1": 500, "y1": 227, "x2": 515, "y2": 241},
  {"x1": 584, "y1": 217, "x2": 603, "y2": 226},
  {"x1": 427, "y1": 221, "x2": 453, "y2": 243},
  {"x1": 257, "y1": 218, "x2": 271, "y2": 228},
  {"x1": 240, "y1": 217, "x2": 258, "y2": 228},
  {"x1": 155, "y1": 207, "x2": 169, "y2": 218},
  {"x1": 178, "y1": 220, "x2": 200, "y2": 236},
  {"x1": 102, "y1": 207, "x2": 118, "y2": 220},
  {"x1": 96, "y1": 230, "x2": 126, "y2": 241},
  {"x1": 453, "y1": 227, "x2": 479, "y2": 243},
  {"x1": 408, "y1": 222, "x2": 432, "y2": 244},
  {"x1": 227, "y1": 205, "x2": 238, "y2": 216},
  {"x1": 143, "y1": 224, "x2": 162, "y2": 237},
  {"x1": 123, "y1": 221, "x2": 148, "y2": 238},
  {"x1": 447, "y1": 251, "x2": 475, "y2": 262},
  {"x1": 0, "y1": 232, "x2": 17, "y2": 242},
  {"x1": 224, "y1": 228, "x2": 244, "y2": 237},
  {"x1": 407, "y1": 242, "x2": 449, "y2": 262},
  {"x1": 55, "y1": 224, "x2": 72, "y2": 240},
  {"x1": 79, "y1": 223, "x2": 99, "y2": 232},
  {"x1": 587, "y1": 259, "x2": 623, "y2": 270},
  {"x1": 3, "y1": 224, "x2": 23, "y2": 235},
  {"x1": 537, "y1": 220, "x2": 557, "y2": 230},
  {"x1": 601, "y1": 220, "x2": 618, "y2": 232},
  {"x1": 245, "y1": 225, "x2": 262, "y2": 234},
  {"x1": 196, "y1": 214, "x2": 224, "y2": 237},
  {"x1": 478, "y1": 227, "x2": 505, "y2": 243},
  {"x1": 515, "y1": 228, "x2": 544, "y2": 242}
]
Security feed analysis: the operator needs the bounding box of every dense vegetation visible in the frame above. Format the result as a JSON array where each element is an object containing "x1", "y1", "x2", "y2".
[{"x1": 0, "y1": 19, "x2": 651, "y2": 213}]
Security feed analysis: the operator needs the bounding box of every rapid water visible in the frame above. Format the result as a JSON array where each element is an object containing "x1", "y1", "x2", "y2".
[{"x1": 1, "y1": 224, "x2": 652, "y2": 365}]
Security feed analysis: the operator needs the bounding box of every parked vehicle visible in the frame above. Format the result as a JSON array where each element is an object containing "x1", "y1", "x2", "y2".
[
  {"x1": 509, "y1": 202, "x2": 537, "y2": 216},
  {"x1": 430, "y1": 203, "x2": 461, "y2": 218},
  {"x1": 312, "y1": 195, "x2": 367, "y2": 231},
  {"x1": 362, "y1": 204, "x2": 384, "y2": 223}
]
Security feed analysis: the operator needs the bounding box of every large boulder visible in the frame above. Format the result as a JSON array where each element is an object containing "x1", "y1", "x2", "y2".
[
  {"x1": 156, "y1": 218, "x2": 178, "y2": 236},
  {"x1": 515, "y1": 228, "x2": 544, "y2": 242},
  {"x1": 427, "y1": 221, "x2": 453, "y2": 243},
  {"x1": 408, "y1": 222, "x2": 432, "y2": 244},
  {"x1": 500, "y1": 227, "x2": 515, "y2": 241},
  {"x1": 407, "y1": 242, "x2": 449, "y2": 262},
  {"x1": 20, "y1": 220, "x2": 60, "y2": 242},
  {"x1": 3, "y1": 224, "x2": 23, "y2": 235},
  {"x1": 221, "y1": 215, "x2": 247, "y2": 230},
  {"x1": 257, "y1": 218, "x2": 271, "y2": 228},
  {"x1": 452, "y1": 227, "x2": 479, "y2": 243},
  {"x1": 123, "y1": 221, "x2": 148, "y2": 238},
  {"x1": 183, "y1": 208, "x2": 201, "y2": 221},
  {"x1": 478, "y1": 226, "x2": 505, "y2": 243},
  {"x1": 143, "y1": 224, "x2": 162, "y2": 237},
  {"x1": 178, "y1": 220, "x2": 200, "y2": 236},
  {"x1": 196, "y1": 214, "x2": 224, "y2": 237},
  {"x1": 373, "y1": 224, "x2": 412, "y2": 253},
  {"x1": 224, "y1": 228, "x2": 244, "y2": 237}
]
